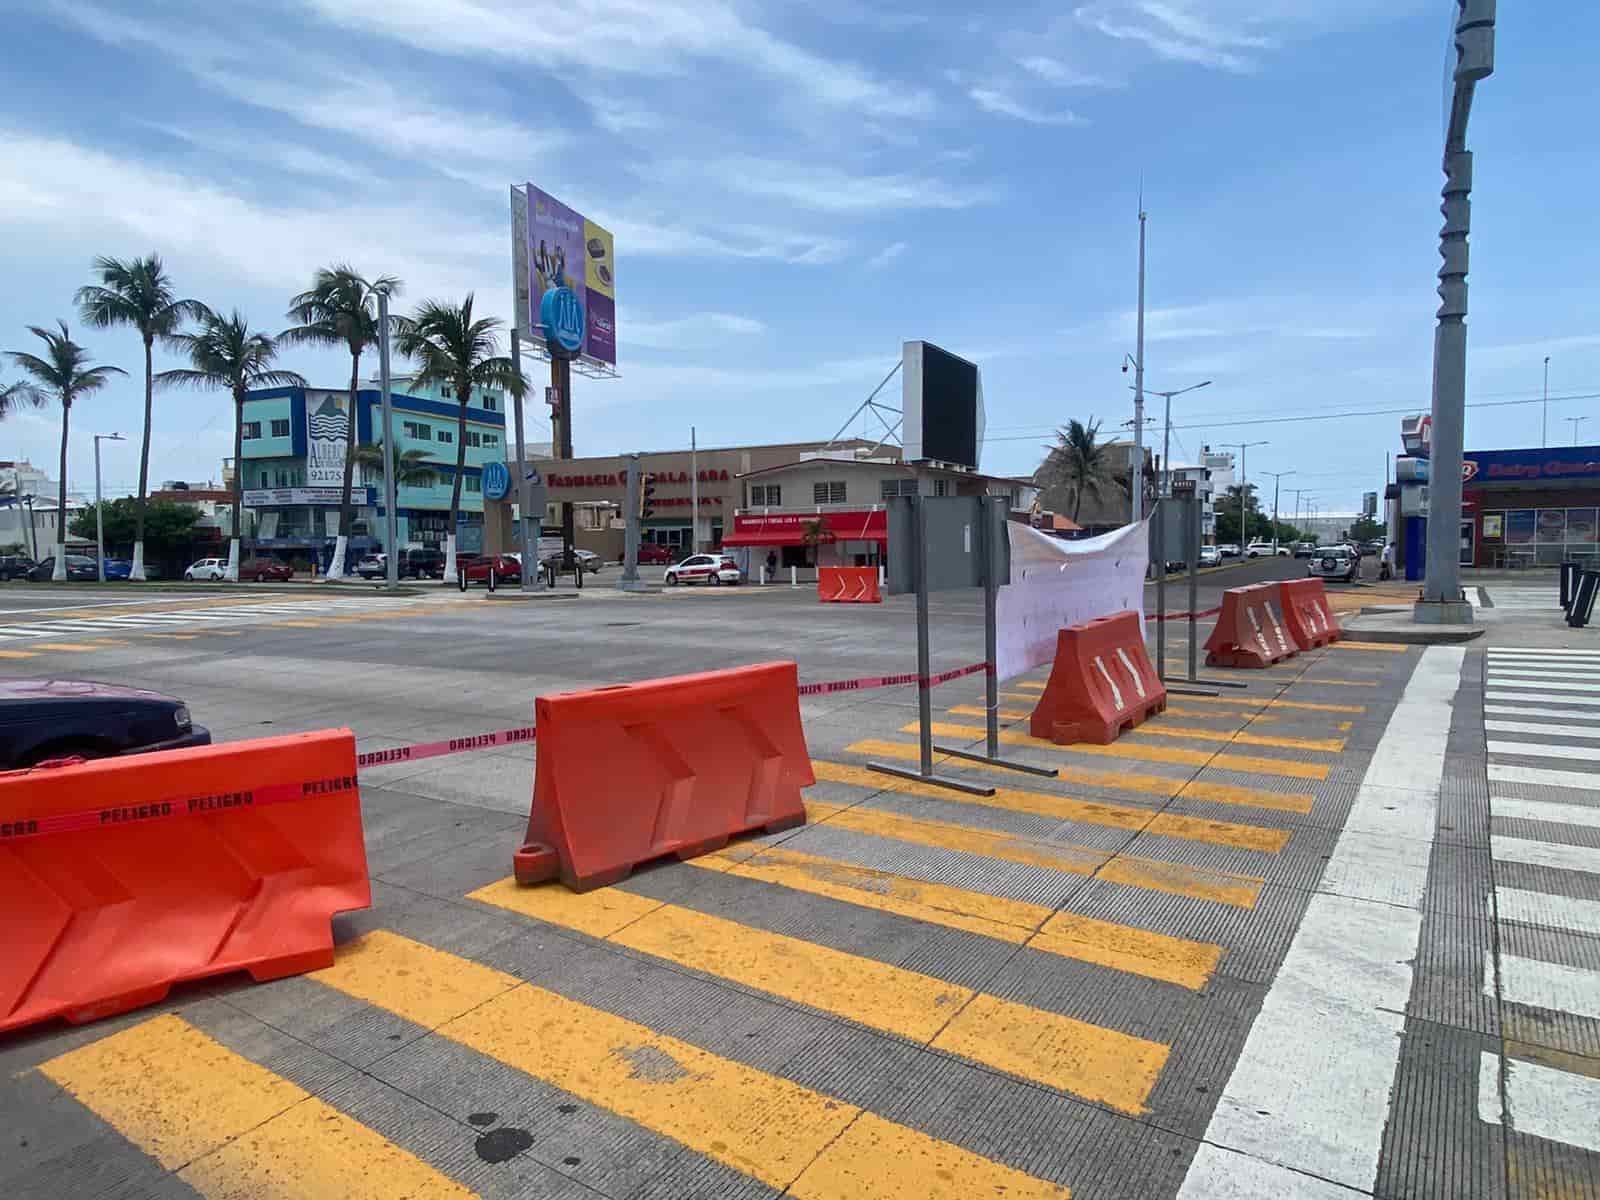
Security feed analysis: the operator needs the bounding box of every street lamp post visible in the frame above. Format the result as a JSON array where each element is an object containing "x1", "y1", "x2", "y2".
[
  {"x1": 1222, "y1": 441, "x2": 1267, "y2": 548},
  {"x1": 1543, "y1": 355, "x2": 1551, "y2": 448},
  {"x1": 93, "y1": 433, "x2": 125, "y2": 582},
  {"x1": 377, "y1": 288, "x2": 399, "y2": 593},
  {"x1": 1567, "y1": 415, "x2": 1591, "y2": 446},
  {"x1": 1140, "y1": 380, "x2": 1212, "y2": 498},
  {"x1": 1263, "y1": 470, "x2": 1294, "y2": 555},
  {"x1": 1131, "y1": 206, "x2": 1147, "y2": 526},
  {"x1": 1418, "y1": 0, "x2": 1495, "y2": 625}
]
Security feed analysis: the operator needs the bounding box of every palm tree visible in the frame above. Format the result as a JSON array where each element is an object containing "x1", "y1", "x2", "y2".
[
  {"x1": 1037, "y1": 417, "x2": 1116, "y2": 523},
  {"x1": 394, "y1": 296, "x2": 521, "y2": 582},
  {"x1": 354, "y1": 442, "x2": 437, "y2": 491},
  {"x1": 75, "y1": 254, "x2": 203, "y2": 581},
  {"x1": 281, "y1": 265, "x2": 402, "y2": 579},
  {"x1": 6, "y1": 324, "x2": 125, "y2": 579},
  {"x1": 1, "y1": 379, "x2": 45, "y2": 419},
  {"x1": 159, "y1": 308, "x2": 306, "y2": 581}
]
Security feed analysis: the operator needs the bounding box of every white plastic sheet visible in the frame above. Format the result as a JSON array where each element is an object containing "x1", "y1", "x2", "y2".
[{"x1": 994, "y1": 519, "x2": 1149, "y2": 682}]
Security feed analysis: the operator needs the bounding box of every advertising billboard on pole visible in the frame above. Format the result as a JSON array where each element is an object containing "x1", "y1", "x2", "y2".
[
  {"x1": 305, "y1": 394, "x2": 349, "y2": 486},
  {"x1": 511, "y1": 183, "x2": 616, "y2": 370}
]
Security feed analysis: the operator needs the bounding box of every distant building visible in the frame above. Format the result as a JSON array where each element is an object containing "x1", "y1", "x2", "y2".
[{"x1": 0, "y1": 459, "x2": 87, "y2": 555}]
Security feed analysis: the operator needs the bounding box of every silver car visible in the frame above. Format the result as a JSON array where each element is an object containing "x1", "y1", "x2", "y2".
[{"x1": 1308, "y1": 546, "x2": 1357, "y2": 583}]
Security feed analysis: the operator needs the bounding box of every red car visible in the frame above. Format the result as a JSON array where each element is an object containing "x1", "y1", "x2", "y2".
[
  {"x1": 460, "y1": 554, "x2": 522, "y2": 584},
  {"x1": 636, "y1": 543, "x2": 673, "y2": 565},
  {"x1": 240, "y1": 558, "x2": 294, "y2": 582}
]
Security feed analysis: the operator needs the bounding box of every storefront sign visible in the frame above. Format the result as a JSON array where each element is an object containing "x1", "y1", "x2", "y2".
[
  {"x1": 306, "y1": 395, "x2": 349, "y2": 486},
  {"x1": 540, "y1": 285, "x2": 585, "y2": 357},
  {"x1": 243, "y1": 487, "x2": 373, "y2": 507},
  {"x1": 546, "y1": 469, "x2": 730, "y2": 487},
  {"x1": 1464, "y1": 447, "x2": 1600, "y2": 484},
  {"x1": 724, "y1": 509, "x2": 888, "y2": 546},
  {"x1": 481, "y1": 461, "x2": 511, "y2": 501}
]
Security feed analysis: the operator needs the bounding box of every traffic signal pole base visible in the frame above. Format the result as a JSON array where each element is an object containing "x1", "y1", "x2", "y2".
[
  {"x1": 931, "y1": 743, "x2": 1059, "y2": 778},
  {"x1": 866, "y1": 761, "x2": 997, "y2": 797}
]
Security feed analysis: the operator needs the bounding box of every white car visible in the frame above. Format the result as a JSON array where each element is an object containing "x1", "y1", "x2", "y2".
[
  {"x1": 184, "y1": 557, "x2": 227, "y2": 581},
  {"x1": 1198, "y1": 546, "x2": 1222, "y2": 567},
  {"x1": 664, "y1": 553, "x2": 742, "y2": 586},
  {"x1": 1216, "y1": 544, "x2": 1241, "y2": 558},
  {"x1": 1245, "y1": 542, "x2": 1291, "y2": 558}
]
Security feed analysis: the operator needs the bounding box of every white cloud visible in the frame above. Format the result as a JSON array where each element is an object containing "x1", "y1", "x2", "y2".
[
  {"x1": 866, "y1": 240, "x2": 908, "y2": 269},
  {"x1": 627, "y1": 311, "x2": 765, "y2": 349},
  {"x1": 297, "y1": 0, "x2": 934, "y2": 119},
  {"x1": 137, "y1": 121, "x2": 369, "y2": 185},
  {"x1": 1016, "y1": 56, "x2": 1118, "y2": 88},
  {"x1": 968, "y1": 87, "x2": 1087, "y2": 127},
  {"x1": 689, "y1": 158, "x2": 990, "y2": 214}
]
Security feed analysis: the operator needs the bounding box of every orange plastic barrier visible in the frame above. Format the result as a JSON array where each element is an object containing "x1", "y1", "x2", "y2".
[
  {"x1": 1029, "y1": 610, "x2": 1167, "y2": 745},
  {"x1": 514, "y1": 662, "x2": 813, "y2": 892},
  {"x1": 817, "y1": 566, "x2": 882, "y2": 603},
  {"x1": 1204, "y1": 583, "x2": 1298, "y2": 668},
  {"x1": 0, "y1": 730, "x2": 370, "y2": 1035},
  {"x1": 1279, "y1": 578, "x2": 1343, "y2": 650}
]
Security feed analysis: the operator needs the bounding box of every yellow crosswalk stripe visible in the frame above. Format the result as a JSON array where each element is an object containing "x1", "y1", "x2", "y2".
[
  {"x1": 800, "y1": 799, "x2": 1263, "y2": 908},
  {"x1": 30, "y1": 642, "x2": 101, "y2": 652},
  {"x1": 471, "y1": 883, "x2": 1168, "y2": 1112},
  {"x1": 690, "y1": 843, "x2": 1223, "y2": 989},
  {"x1": 1281, "y1": 677, "x2": 1378, "y2": 688},
  {"x1": 40, "y1": 1014, "x2": 473, "y2": 1198},
  {"x1": 1011, "y1": 681, "x2": 1366, "y2": 715},
  {"x1": 898, "y1": 722, "x2": 1331, "y2": 781},
  {"x1": 812, "y1": 760, "x2": 1289, "y2": 853},
  {"x1": 1128, "y1": 725, "x2": 1345, "y2": 753},
  {"x1": 1331, "y1": 640, "x2": 1409, "y2": 654},
  {"x1": 315, "y1": 931, "x2": 1070, "y2": 1196},
  {"x1": 0, "y1": 649, "x2": 39, "y2": 659},
  {"x1": 986, "y1": 695, "x2": 1280, "y2": 723},
  {"x1": 846, "y1": 739, "x2": 1315, "y2": 814}
]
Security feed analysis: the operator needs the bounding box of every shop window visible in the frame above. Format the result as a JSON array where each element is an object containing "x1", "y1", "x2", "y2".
[
  {"x1": 483, "y1": 433, "x2": 499, "y2": 447},
  {"x1": 437, "y1": 429, "x2": 452, "y2": 443},
  {"x1": 270, "y1": 418, "x2": 290, "y2": 438},
  {"x1": 933, "y1": 479, "x2": 949, "y2": 497},
  {"x1": 403, "y1": 420, "x2": 431, "y2": 440},
  {"x1": 812, "y1": 481, "x2": 846, "y2": 505},
  {"x1": 750, "y1": 484, "x2": 781, "y2": 506},
  {"x1": 465, "y1": 431, "x2": 481, "y2": 448},
  {"x1": 242, "y1": 421, "x2": 261, "y2": 439}
]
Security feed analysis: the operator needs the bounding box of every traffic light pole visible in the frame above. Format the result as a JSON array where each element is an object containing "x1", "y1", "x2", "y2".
[{"x1": 618, "y1": 453, "x2": 650, "y2": 592}]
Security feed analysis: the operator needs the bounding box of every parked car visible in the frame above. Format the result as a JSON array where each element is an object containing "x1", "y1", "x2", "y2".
[
  {"x1": 240, "y1": 558, "x2": 293, "y2": 582},
  {"x1": 540, "y1": 548, "x2": 602, "y2": 574},
  {"x1": 1293, "y1": 541, "x2": 1318, "y2": 558},
  {"x1": 636, "y1": 542, "x2": 673, "y2": 565},
  {"x1": 184, "y1": 557, "x2": 228, "y2": 581},
  {"x1": 460, "y1": 554, "x2": 522, "y2": 584},
  {"x1": 664, "y1": 554, "x2": 742, "y2": 586},
  {"x1": 1198, "y1": 546, "x2": 1222, "y2": 567},
  {"x1": 0, "y1": 554, "x2": 38, "y2": 580},
  {"x1": 1216, "y1": 544, "x2": 1241, "y2": 558},
  {"x1": 1245, "y1": 541, "x2": 1290, "y2": 558},
  {"x1": 28, "y1": 555, "x2": 98, "y2": 581},
  {"x1": 355, "y1": 554, "x2": 386, "y2": 580},
  {"x1": 1308, "y1": 546, "x2": 1359, "y2": 583},
  {"x1": 398, "y1": 548, "x2": 445, "y2": 579},
  {"x1": 101, "y1": 558, "x2": 132, "y2": 580},
  {"x1": 0, "y1": 679, "x2": 211, "y2": 768}
]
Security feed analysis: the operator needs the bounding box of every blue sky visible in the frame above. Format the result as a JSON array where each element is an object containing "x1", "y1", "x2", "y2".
[{"x1": 2, "y1": 0, "x2": 1596, "y2": 516}]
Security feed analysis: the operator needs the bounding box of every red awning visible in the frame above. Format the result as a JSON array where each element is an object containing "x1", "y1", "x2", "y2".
[{"x1": 721, "y1": 509, "x2": 888, "y2": 548}]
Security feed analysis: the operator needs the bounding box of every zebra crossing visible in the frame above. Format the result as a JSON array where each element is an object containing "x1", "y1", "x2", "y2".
[
  {"x1": 1481, "y1": 583, "x2": 1561, "y2": 611},
  {"x1": 20, "y1": 649, "x2": 1387, "y2": 1198},
  {"x1": 1480, "y1": 647, "x2": 1600, "y2": 1167},
  {"x1": 0, "y1": 596, "x2": 429, "y2": 646}
]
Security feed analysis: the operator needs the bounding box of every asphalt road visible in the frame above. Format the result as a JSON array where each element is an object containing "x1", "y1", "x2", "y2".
[{"x1": 4, "y1": 568, "x2": 1588, "y2": 1200}]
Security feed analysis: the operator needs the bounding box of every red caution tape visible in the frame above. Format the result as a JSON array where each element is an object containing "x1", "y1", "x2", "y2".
[
  {"x1": 1152, "y1": 606, "x2": 1222, "y2": 622},
  {"x1": 797, "y1": 661, "x2": 988, "y2": 696}
]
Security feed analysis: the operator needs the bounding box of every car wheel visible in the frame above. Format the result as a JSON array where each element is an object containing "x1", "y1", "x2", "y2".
[
  {"x1": 255, "y1": 572, "x2": 266, "y2": 582},
  {"x1": 666, "y1": 573, "x2": 678, "y2": 586},
  {"x1": 711, "y1": 573, "x2": 722, "y2": 586}
]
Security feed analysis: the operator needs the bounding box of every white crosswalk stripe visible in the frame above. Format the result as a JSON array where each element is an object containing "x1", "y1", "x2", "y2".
[
  {"x1": 0, "y1": 597, "x2": 426, "y2": 643},
  {"x1": 1480, "y1": 646, "x2": 1600, "y2": 1167},
  {"x1": 1485, "y1": 585, "x2": 1561, "y2": 610}
]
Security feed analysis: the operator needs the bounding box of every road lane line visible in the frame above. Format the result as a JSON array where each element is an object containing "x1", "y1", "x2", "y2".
[
  {"x1": 471, "y1": 884, "x2": 1168, "y2": 1112},
  {"x1": 1488, "y1": 953, "x2": 1600, "y2": 1021},
  {"x1": 312, "y1": 932, "x2": 1070, "y2": 1197},
  {"x1": 1177, "y1": 645, "x2": 1464, "y2": 1197},
  {"x1": 800, "y1": 799, "x2": 1264, "y2": 908},
  {"x1": 688, "y1": 842, "x2": 1224, "y2": 990},
  {"x1": 847, "y1": 738, "x2": 1315, "y2": 814},
  {"x1": 906, "y1": 721, "x2": 1331, "y2": 781},
  {"x1": 1492, "y1": 795, "x2": 1600, "y2": 829},
  {"x1": 1486, "y1": 703, "x2": 1600, "y2": 720},
  {"x1": 1495, "y1": 887, "x2": 1600, "y2": 937},
  {"x1": 1478, "y1": 1051, "x2": 1600, "y2": 1153},
  {"x1": 1488, "y1": 739, "x2": 1600, "y2": 763},
  {"x1": 40, "y1": 1014, "x2": 473, "y2": 1198},
  {"x1": 1492, "y1": 834, "x2": 1600, "y2": 875},
  {"x1": 812, "y1": 759, "x2": 1288, "y2": 852},
  {"x1": 1484, "y1": 679, "x2": 1600, "y2": 695}
]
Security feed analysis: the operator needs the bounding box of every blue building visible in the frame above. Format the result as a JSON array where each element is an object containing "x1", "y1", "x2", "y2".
[{"x1": 238, "y1": 376, "x2": 511, "y2": 562}]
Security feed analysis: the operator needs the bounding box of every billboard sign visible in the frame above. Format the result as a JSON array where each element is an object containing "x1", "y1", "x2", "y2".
[
  {"x1": 1462, "y1": 447, "x2": 1600, "y2": 485},
  {"x1": 512, "y1": 184, "x2": 616, "y2": 368},
  {"x1": 1401, "y1": 413, "x2": 1432, "y2": 458},
  {"x1": 1363, "y1": 491, "x2": 1378, "y2": 516},
  {"x1": 305, "y1": 394, "x2": 349, "y2": 486},
  {"x1": 902, "y1": 340, "x2": 984, "y2": 469},
  {"x1": 243, "y1": 487, "x2": 372, "y2": 507}
]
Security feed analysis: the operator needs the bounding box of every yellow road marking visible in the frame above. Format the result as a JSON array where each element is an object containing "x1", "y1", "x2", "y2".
[
  {"x1": 689, "y1": 843, "x2": 1223, "y2": 989},
  {"x1": 813, "y1": 760, "x2": 1288, "y2": 853},
  {"x1": 139, "y1": 632, "x2": 200, "y2": 640},
  {"x1": 29, "y1": 642, "x2": 100, "y2": 652},
  {"x1": 847, "y1": 739, "x2": 1314, "y2": 814},
  {"x1": 0, "y1": 649, "x2": 39, "y2": 659},
  {"x1": 269, "y1": 619, "x2": 330, "y2": 629},
  {"x1": 1332, "y1": 640, "x2": 1409, "y2": 654},
  {"x1": 315, "y1": 932, "x2": 1069, "y2": 1195},
  {"x1": 40, "y1": 1014, "x2": 472, "y2": 1198},
  {"x1": 903, "y1": 721, "x2": 1331, "y2": 781},
  {"x1": 803, "y1": 800, "x2": 1263, "y2": 908},
  {"x1": 1013, "y1": 681, "x2": 1366, "y2": 715},
  {"x1": 987, "y1": 695, "x2": 1277, "y2": 723},
  {"x1": 471, "y1": 887, "x2": 1167, "y2": 1111},
  {"x1": 1129, "y1": 724, "x2": 1345, "y2": 753},
  {"x1": 1284, "y1": 677, "x2": 1378, "y2": 688}
]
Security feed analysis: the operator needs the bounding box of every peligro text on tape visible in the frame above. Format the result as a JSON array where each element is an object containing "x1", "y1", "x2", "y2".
[
  {"x1": 796, "y1": 660, "x2": 988, "y2": 697},
  {"x1": 1153, "y1": 607, "x2": 1223, "y2": 622},
  {"x1": 0, "y1": 774, "x2": 358, "y2": 843},
  {"x1": 355, "y1": 725, "x2": 537, "y2": 769}
]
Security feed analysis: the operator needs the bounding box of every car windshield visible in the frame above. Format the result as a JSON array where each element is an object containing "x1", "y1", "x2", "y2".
[{"x1": 1317, "y1": 547, "x2": 1347, "y2": 556}]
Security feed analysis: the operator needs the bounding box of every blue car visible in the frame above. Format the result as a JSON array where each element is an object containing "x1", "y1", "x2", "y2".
[{"x1": 102, "y1": 558, "x2": 132, "y2": 580}]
